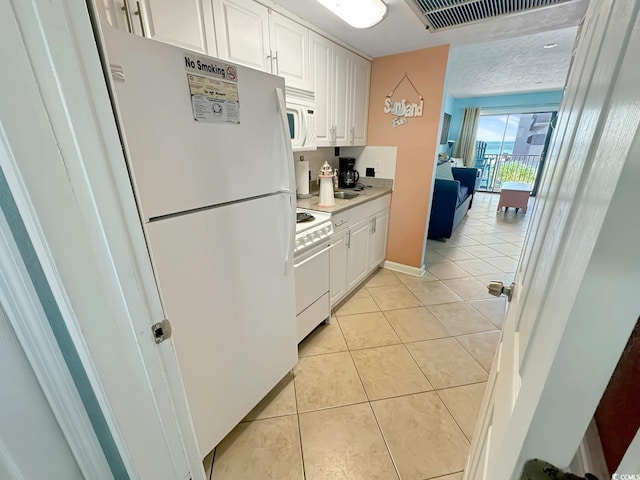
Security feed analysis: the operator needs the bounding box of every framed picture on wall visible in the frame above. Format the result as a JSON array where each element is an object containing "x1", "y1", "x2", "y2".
[{"x1": 440, "y1": 113, "x2": 451, "y2": 145}]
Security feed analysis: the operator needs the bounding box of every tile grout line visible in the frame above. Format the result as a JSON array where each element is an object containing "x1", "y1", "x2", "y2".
[
  {"x1": 366, "y1": 401, "x2": 403, "y2": 480},
  {"x1": 340, "y1": 304, "x2": 406, "y2": 480},
  {"x1": 434, "y1": 387, "x2": 477, "y2": 445},
  {"x1": 291, "y1": 379, "x2": 489, "y2": 416},
  {"x1": 290, "y1": 368, "x2": 308, "y2": 480}
]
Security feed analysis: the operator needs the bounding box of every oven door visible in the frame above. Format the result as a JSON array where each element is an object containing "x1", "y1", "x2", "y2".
[{"x1": 294, "y1": 242, "x2": 330, "y2": 315}]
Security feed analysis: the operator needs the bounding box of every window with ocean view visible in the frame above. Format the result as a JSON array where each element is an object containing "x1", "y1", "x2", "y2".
[{"x1": 474, "y1": 112, "x2": 555, "y2": 193}]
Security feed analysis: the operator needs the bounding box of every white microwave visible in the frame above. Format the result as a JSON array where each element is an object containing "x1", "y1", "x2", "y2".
[{"x1": 286, "y1": 102, "x2": 317, "y2": 152}]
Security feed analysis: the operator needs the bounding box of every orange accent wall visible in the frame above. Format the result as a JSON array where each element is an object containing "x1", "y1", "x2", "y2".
[{"x1": 367, "y1": 45, "x2": 449, "y2": 268}]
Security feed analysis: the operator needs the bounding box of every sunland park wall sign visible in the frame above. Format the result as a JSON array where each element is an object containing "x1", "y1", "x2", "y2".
[{"x1": 384, "y1": 73, "x2": 424, "y2": 128}]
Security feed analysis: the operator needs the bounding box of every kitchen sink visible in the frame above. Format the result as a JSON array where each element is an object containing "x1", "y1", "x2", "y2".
[{"x1": 334, "y1": 191, "x2": 359, "y2": 200}]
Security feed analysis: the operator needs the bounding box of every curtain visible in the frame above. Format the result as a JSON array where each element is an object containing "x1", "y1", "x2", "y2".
[{"x1": 453, "y1": 107, "x2": 480, "y2": 167}]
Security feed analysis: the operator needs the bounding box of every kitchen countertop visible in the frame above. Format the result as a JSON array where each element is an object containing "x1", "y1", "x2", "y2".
[{"x1": 296, "y1": 186, "x2": 392, "y2": 214}]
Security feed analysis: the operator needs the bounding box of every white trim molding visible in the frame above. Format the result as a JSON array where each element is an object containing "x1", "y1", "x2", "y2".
[
  {"x1": 0, "y1": 179, "x2": 112, "y2": 479},
  {"x1": 570, "y1": 419, "x2": 609, "y2": 479},
  {"x1": 383, "y1": 260, "x2": 427, "y2": 277}
]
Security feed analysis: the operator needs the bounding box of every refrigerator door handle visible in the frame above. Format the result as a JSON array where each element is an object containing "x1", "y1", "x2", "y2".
[
  {"x1": 275, "y1": 87, "x2": 296, "y2": 275},
  {"x1": 284, "y1": 194, "x2": 295, "y2": 275},
  {"x1": 275, "y1": 88, "x2": 295, "y2": 194}
]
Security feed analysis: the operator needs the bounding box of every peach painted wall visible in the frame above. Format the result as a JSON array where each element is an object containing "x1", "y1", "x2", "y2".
[{"x1": 367, "y1": 45, "x2": 449, "y2": 268}]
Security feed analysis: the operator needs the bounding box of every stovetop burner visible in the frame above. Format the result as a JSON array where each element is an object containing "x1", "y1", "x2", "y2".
[{"x1": 297, "y1": 212, "x2": 315, "y2": 223}]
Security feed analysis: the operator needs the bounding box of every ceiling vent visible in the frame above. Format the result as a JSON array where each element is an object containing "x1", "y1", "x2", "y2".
[{"x1": 406, "y1": 0, "x2": 574, "y2": 32}]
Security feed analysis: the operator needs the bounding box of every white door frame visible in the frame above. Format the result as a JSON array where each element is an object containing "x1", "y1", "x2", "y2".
[
  {"x1": 0, "y1": 165, "x2": 112, "y2": 479},
  {"x1": 1, "y1": 1, "x2": 203, "y2": 479},
  {"x1": 466, "y1": 0, "x2": 640, "y2": 478}
]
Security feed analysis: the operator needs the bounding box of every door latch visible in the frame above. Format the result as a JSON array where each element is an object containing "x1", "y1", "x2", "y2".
[
  {"x1": 152, "y1": 319, "x2": 172, "y2": 344},
  {"x1": 487, "y1": 281, "x2": 515, "y2": 302}
]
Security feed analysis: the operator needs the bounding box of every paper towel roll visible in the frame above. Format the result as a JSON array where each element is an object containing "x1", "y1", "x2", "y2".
[{"x1": 295, "y1": 160, "x2": 310, "y2": 196}]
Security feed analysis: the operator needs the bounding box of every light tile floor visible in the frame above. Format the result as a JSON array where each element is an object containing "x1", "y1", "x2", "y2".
[{"x1": 208, "y1": 192, "x2": 533, "y2": 480}]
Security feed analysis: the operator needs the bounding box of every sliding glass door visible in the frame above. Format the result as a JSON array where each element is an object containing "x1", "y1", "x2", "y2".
[{"x1": 474, "y1": 112, "x2": 555, "y2": 193}]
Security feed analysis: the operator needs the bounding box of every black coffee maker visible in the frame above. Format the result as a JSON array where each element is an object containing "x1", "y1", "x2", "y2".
[{"x1": 339, "y1": 157, "x2": 359, "y2": 189}]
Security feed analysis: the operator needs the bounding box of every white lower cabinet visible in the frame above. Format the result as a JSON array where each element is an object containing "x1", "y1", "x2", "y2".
[
  {"x1": 329, "y1": 230, "x2": 348, "y2": 306},
  {"x1": 368, "y1": 210, "x2": 389, "y2": 270},
  {"x1": 329, "y1": 195, "x2": 391, "y2": 308},
  {"x1": 346, "y1": 218, "x2": 371, "y2": 290}
]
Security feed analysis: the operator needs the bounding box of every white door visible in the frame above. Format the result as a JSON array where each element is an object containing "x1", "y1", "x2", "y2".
[
  {"x1": 213, "y1": 0, "x2": 271, "y2": 72},
  {"x1": 145, "y1": 193, "x2": 297, "y2": 457},
  {"x1": 332, "y1": 44, "x2": 351, "y2": 147},
  {"x1": 309, "y1": 31, "x2": 333, "y2": 147},
  {"x1": 0, "y1": 305, "x2": 84, "y2": 480},
  {"x1": 329, "y1": 230, "x2": 348, "y2": 307},
  {"x1": 140, "y1": 0, "x2": 216, "y2": 55},
  {"x1": 350, "y1": 53, "x2": 370, "y2": 146},
  {"x1": 368, "y1": 210, "x2": 388, "y2": 270},
  {"x1": 269, "y1": 12, "x2": 309, "y2": 90},
  {"x1": 346, "y1": 218, "x2": 370, "y2": 290},
  {"x1": 466, "y1": 1, "x2": 640, "y2": 478},
  {"x1": 103, "y1": 28, "x2": 291, "y2": 219}
]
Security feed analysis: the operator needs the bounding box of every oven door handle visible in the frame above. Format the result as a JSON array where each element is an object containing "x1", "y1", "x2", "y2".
[{"x1": 294, "y1": 244, "x2": 330, "y2": 268}]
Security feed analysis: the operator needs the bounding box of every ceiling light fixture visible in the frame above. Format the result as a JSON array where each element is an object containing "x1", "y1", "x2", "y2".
[
  {"x1": 314, "y1": 0, "x2": 387, "y2": 29},
  {"x1": 543, "y1": 43, "x2": 558, "y2": 49}
]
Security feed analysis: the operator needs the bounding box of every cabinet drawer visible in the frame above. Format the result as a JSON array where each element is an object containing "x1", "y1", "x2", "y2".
[
  {"x1": 297, "y1": 293, "x2": 330, "y2": 343},
  {"x1": 330, "y1": 193, "x2": 391, "y2": 232}
]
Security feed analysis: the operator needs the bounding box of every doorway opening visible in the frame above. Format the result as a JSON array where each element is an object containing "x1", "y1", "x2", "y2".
[{"x1": 473, "y1": 112, "x2": 556, "y2": 194}]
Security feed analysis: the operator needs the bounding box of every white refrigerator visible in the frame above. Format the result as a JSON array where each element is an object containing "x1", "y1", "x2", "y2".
[{"x1": 101, "y1": 29, "x2": 297, "y2": 457}]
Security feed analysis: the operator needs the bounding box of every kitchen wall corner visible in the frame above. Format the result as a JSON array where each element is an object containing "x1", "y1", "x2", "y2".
[{"x1": 366, "y1": 44, "x2": 449, "y2": 269}]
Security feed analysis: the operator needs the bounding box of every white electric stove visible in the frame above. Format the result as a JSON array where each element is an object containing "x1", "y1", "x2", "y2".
[
  {"x1": 295, "y1": 208, "x2": 333, "y2": 255},
  {"x1": 293, "y1": 208, "x2": 333, "y2": 343}
]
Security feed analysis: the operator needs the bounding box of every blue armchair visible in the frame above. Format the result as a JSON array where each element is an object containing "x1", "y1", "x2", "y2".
[{"x1": 428, "y1": 167, "x2": 478, "y2": 240}]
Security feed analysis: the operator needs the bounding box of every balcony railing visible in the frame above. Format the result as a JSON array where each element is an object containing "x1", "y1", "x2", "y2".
[{"x1": 475, "y1": 154, "x2": 542, "y2": 193}]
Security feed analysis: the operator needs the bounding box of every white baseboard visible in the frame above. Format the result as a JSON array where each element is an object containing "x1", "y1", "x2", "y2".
[{"x1": 383, "y1": 261, "x2": 426, "y2": 277}]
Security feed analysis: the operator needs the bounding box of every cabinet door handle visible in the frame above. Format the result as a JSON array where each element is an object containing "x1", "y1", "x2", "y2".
[
  {"x1": 373, "y1": 217, "x2": 377, "y2": 233},
  {"x1": 346, "y1": 230, "x2": 351, "y2": 248},
  {"x1": 121, "y1": 0, "x2": 133, "y2": 33},
  {"x1": 134, "y1": 1, "x2": 146, "y2": 37},
  {"x1": 334, "y1": 219, "x2": 347, "y2": 227},
  {"x1": 350, "y1": 127, "x2": 354, "y2": 145},
  {"x1": 273, "y1": 52, "x2": 279, "y2": 74}
]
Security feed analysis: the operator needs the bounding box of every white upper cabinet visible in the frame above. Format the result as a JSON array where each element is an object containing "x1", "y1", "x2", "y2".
[
  {"x1": 213, "y1": 0, "x2": 271, "y2": 72},
  {"x1": 141, "y1": 0, "x2": 216, "y2": 54},
  {"x1": 212, "y1": 0, "x2": 310, "y2": 90},
  {"x1": 269, "y1": 12, "x2": 309, "y2": 90},
  {"x1": 332, "y1": 45, "x2": 351, "y2": 147},
  {"x1": 309, "y1": 31, "x2": 370, "y2": 147},
  {"x1": 94, "y1": 0, "x2": 133, "y2": 33},
  {"x1": 93, "y1": 0, "x2": 369, "y2": 139},
  {"x1": 94, "y1": 0, "x2": 216, "y2": 55},
  {"x1": 350, "y1": 54, "x2": 371, "y2": 146},
  {"x1": 309, "y1": 32, "x2": 333, "y2": 147}
]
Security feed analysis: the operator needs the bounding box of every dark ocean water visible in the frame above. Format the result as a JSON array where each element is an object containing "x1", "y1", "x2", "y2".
[{"x1": 484, "y1": 141, "x2": 514, "y2": 155}]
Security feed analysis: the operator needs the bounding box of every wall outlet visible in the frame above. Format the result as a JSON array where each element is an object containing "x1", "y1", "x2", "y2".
[{"x1": 375, "y1": 161, "x2": 381, "y2": 172}]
